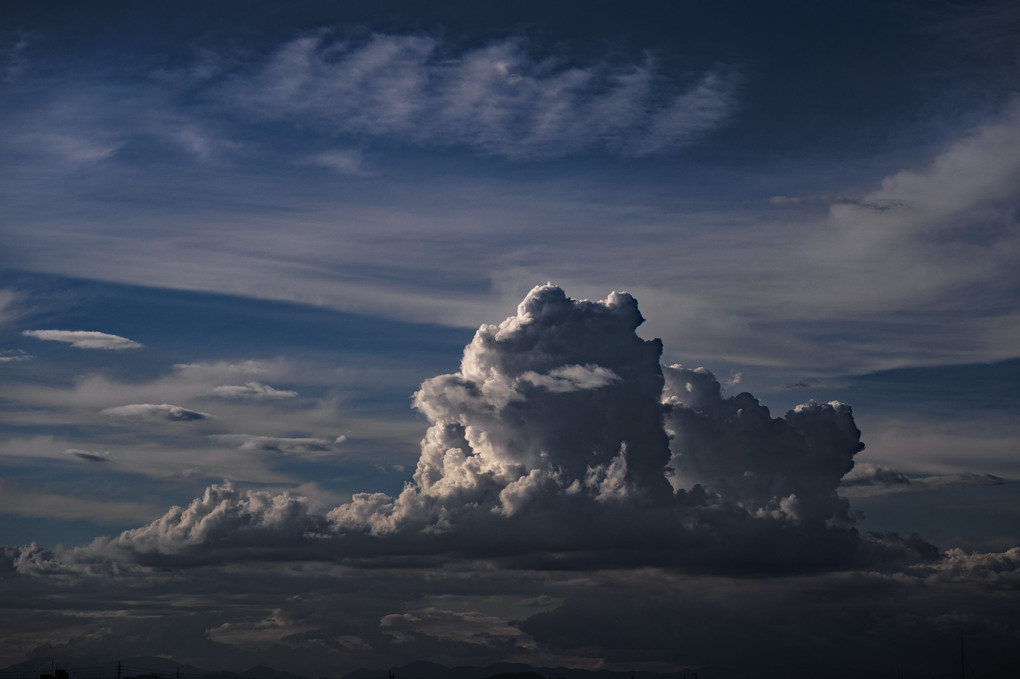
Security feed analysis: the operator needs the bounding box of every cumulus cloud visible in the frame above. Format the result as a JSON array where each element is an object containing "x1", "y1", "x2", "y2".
[
  {"x1": 22, "y1": 329, "x2": 142, "y2": 350},
  {"x1": 663, "y1": 365, "x2": 862, "y2": 525},
  {"x1": 839, "y1": 462, "x2": 1005, "y2": 498},
  {"x1": 83, "y1": 285, "x2": 939, "y2": 573},
  {"x1": 101, "y1": 403, "x2": 212, "y2": 421},
  {"x1": 927, "y1": 546, "x2": 1020, "y2": 585},
  {"x1": 221, "y1": 34, "x2": 736, "y2": 160},
  {"x1": 93, "y1": 482, "x2": 329, "y2": 565},
  {"x1": 211, "y1": 382, "x2": 298, "y2": 399}
]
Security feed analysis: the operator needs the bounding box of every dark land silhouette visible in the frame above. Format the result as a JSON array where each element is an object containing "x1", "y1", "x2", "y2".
[{"x1": 0, "y1": 657, "x2": 686, "y2": 679}]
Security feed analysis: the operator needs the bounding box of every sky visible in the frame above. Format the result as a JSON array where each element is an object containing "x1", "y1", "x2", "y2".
[{"x1": 1, "y1": 1, "x2": 1019, "y2": 677}]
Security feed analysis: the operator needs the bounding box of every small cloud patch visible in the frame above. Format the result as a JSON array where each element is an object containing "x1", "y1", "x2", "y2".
[
  {"x1": 212, "y1": 382, "x2": 298, "y2": 399},
  {"x1": 64, "y1": 448, "x2": 111, "y2": 463},
  {"x1": 102, "y1": 403, "x2": 211, "y2": 421},
  {"x1": 840, "y1": 463, "x2": 1005, "y2": 498},
  {"x1": 213, "y1": 434, "x2": 339, "y2": 455},
  {"x1": 300, "y1": 149, "x2": 368, "y2": 175},
  {"x1": 0, "y1": 349, "x2": 31, "y2": 362},
  {"x1": 22, "y1": 329, "x2": 142, "y2": 350}
]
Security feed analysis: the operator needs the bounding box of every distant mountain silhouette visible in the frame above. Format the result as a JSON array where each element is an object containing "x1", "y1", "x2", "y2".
[
  {"x1": 0, "y1": 657, "x2": 315, "y2": 679},
  {"x1": 3, "y1": 658, "x2": 682, "y2": 679},
  {"x1": 199, "y1": 667, "x2": 312, "y2": 679},
  {"x1": 0, "y1": 656, "x2": 205, "y2": 679},
  {"x1": 483, "y1": 671, "x2": 547, "y2": 679},
  {"x1": 340, "y1": 661, "x2": 683, "y2": 679}
]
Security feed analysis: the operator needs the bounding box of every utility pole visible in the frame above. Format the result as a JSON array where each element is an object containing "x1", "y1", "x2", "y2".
[{"x1": 116, "y1": 662, "x2": 121, "y2": 679}]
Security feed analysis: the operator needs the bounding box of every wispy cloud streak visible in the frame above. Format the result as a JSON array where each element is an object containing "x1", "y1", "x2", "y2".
[{"x1": 221, "y1": 34, "x2": 736, "y2": 159}]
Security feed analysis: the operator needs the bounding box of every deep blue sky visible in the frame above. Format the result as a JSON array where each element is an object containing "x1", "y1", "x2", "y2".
[{"x1": 1, "y1": 2, "x2": 1019, "y2": 677}]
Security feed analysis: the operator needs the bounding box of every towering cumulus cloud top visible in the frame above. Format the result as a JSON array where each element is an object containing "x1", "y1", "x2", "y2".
[
  {"x1": 412, "y1": 284, "x2": 672, "y2": 510},
  {"x1": 76, "y1": 285, "x2": 935, "y2": 573}
]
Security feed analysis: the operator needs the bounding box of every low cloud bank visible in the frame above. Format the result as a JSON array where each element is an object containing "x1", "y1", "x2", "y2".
[{"x1": 17, "y1": 286, "x2": 959, "y2": 573}]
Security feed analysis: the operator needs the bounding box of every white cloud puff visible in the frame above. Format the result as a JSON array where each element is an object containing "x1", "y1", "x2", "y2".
[
  {"x1": 22, "y1": 329, "x2": 142, "y2": 350},
  {"x1": 95, "y1": 482, "x2": 327, "y2": 564},
  {"x1": 102, "y1": 403, "x2": 211, "y2": 421},
  {"x1": 404, "y1": 284, "x2": 673, "y2": 510}
]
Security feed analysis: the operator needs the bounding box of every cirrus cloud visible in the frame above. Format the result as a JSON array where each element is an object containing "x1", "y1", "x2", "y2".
[{"x1": 221, "y1": 34, "x2": 737, "y2": 160}]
